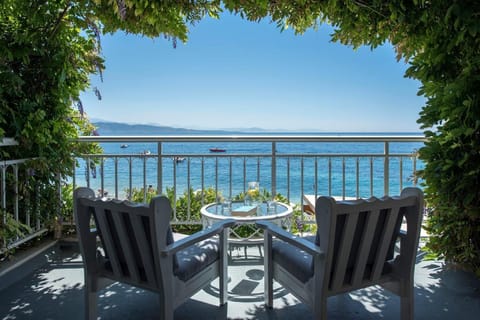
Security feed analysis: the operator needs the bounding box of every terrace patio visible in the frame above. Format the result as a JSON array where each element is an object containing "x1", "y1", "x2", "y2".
[
  {"x1": 3, "y1": 2, "x2": 479, "y2": 318},
  {"x1": 1, "y1": 239, "x2": 479, "y2": 320},
  {"x1": 1, "y1": 135, "x2": 479, "y2": 319}
]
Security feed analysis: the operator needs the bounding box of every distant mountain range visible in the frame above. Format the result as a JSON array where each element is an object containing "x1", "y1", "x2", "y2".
[
  {"x1": 92, "y1": 121, "x2": 423, "y2": 136},
  {"x1": 93, "y1": 121, "x2": 239, "y2": 135}
]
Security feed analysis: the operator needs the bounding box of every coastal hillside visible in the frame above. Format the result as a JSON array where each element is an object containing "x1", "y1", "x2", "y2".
[
  {"x1": 93, "y1": 121, "x2": 232, "y2": 135},
  {"x1": 92, "y1": 121, "x2": 421, "y2": 136}
]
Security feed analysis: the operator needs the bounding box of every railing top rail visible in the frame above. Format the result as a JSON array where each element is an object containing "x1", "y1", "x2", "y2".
[
  {"x1": 81, "y1": 152, "x2": 418, "y2": 158},
  {"x1": 1, "y1": 158, "x2": 35, "y2": 166},
  {"x1": 0, "y1": 137, "x2": 18, "y2": 147},
  {"x1": 78, "y1": 134, "x2": 426, "y2": 143}
]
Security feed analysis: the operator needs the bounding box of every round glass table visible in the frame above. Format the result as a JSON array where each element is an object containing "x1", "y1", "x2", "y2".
[{"x1": 200, "y1": 201, "x2": 293, "y2": 245}]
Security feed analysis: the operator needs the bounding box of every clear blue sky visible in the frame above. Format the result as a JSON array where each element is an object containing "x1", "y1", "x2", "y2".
[{"x1": 81, "y1": 12, "x2": 425, "y2": 132}]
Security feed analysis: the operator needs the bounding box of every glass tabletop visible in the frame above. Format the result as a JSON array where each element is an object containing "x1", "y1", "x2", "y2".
[{"x1": 202, "y1": 201, "x2": 291, "y2": 220}]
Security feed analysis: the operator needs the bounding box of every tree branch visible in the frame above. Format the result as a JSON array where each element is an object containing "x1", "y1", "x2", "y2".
[
  {"x1": 49, "y1": 2, "x2": 72, "y2": 39},
  {"x1": 353, "y1": 0, "x2": 387, "y2": 18}
]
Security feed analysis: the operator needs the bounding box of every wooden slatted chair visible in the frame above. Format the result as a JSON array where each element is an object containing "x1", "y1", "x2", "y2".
[
  {"x1": 74, "y1": 187, "x2": 235, "y2": 320},
  {"x1": 257, "y1": 187, "x2": 424, "y2": 320}
]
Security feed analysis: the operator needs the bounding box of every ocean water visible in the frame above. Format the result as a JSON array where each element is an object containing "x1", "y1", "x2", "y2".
[{"x1": 74, "y1": 132, "x2": 425, "y2": 203}]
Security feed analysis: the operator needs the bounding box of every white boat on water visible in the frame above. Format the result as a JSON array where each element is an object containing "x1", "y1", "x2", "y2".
[{"x1": 173, "y1": 156, "x2": 185, "y2": 163}]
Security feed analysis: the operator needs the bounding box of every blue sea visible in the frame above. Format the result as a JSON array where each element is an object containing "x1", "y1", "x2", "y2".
[{"x1": 74, "y1": 131, "x2": 425, "y2": 203}]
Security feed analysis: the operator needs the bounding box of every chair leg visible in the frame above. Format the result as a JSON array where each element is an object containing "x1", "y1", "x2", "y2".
[
  {"x1": 84, "y1": 278, "x2": 97, "y2": 320},
  {"x1": 312, "y1": 292, "x2": 327, "y2": 319},
  {"x1": 220, "y1": 228, "x2": 229, "y2": 305},
  {"x1": 400, "y1": 289, "x2": 414, "y2": 320},
  {"x1": 264, "y1": 233, "x2": 273, "y2": 308},
  {"x1": 265, "y1": 268, "x2": 273, "y2": 308},
  {"x1": 159, "y1": 293, "x2": 174, "y2": 320},
  {"x1": 220, "y1": 271, "x2": 228, "y2": 305}
]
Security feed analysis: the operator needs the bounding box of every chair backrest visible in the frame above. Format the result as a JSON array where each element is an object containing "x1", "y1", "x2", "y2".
[
  {"x1": 315, "y1": 187, "x2": 423, "y2": 293},
  {"x1": 74, "y1": 187, "x2": 175, "y2": 291}
]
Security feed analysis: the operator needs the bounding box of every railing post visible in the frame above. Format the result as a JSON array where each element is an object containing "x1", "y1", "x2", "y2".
[
  {"x1": 370, "y1": 157, "x2": 374, "y2": 197},
  {"x1": 55, "y1": 172, "x2": 63, "y2": 239},
  {"x1": 100, "y1": 157, "x2": 105, "y2": 196},
  {"x1": 114, "y1": 157, "x2": 118, "y2": 198},
  {"x1": 86, "y1": 157, "x2": 90, "y2": 188},
  {"x1": 128, "y1": 157, "x2": 132, "y2": 200},
  {"x1": 384, "y1": 141, "x2": 390, "y2": 196},
  {"x1": 271, "y1": 142, "x2": 276, "y2": 197},
  {"x1": 25, "y1": 168, "x2": 31, "y2": 227},
  {"x1": 36, "y1": 183, "x2": 41, "y2": 230},
  {"x1": 215, "y1": 157, "x2": 219, "y2": 200},
  {"x1": 201, "y1": 157, "x2": 205, "y2": 206},
  {"x1": 143, "y1": 155, "x2": 147, "y2": 202},
  {"x1": 1, "y1": 165, "x2": 6, "y2": 224},
  {"x1": 14, "y1": 165, "x2": 19, "y2": 223},
  {"x1": 328, "y1": 158, "x2": 332, "y2": 196},
  {"x1": 72, "y1": 162, "x2": 76, "y2": 192},
  {"x1": 399, "y1": 157, "x2": 404, "y2": 193},
  {"x1": 356, "y1": 157, "x2": 360, "y2": 198},
  {"x1": 157, "y1": 142, "x2": 162, "y2": 194},
  {"x1": 342, "y1": 157, "x2": 346, "y2": 199},
  {"x1": 229, "y1": 158, "x2": 233, "y2": 199},
  {"x1": 413, "y1": 153, "x2": 417, "y2": 187},
  {"x1": 301, "y1": 157, "x2": 304, "y2": 203},
  {"x1": 187, "y1": 158, "x2": 191, "y2": 220}
]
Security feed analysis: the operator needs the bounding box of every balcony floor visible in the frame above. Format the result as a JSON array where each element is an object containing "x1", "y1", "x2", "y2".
[{"x1": 1, "y1": 241, "x2": 479, "y2": 320}]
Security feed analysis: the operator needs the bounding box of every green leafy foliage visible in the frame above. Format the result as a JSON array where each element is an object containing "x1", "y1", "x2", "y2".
[
  {"x1": 290, "y1": 205, "x2": 317, "y2": 236},
  {"x1": 0, "y1": 209, "x2": 32, "y2": 256},
  {"x1": 128, "y1": 185, "x2": 296, "y2": 238},
  {"x1": 166, "y1": 187, "x2": 218, "y2": 234},
  {"x1": 127, "y1": 186, "x2": 218, "y2": 234},
  {"x1": 127, "y1": 185, "x2": 159, "y2": 204},
  {"x1": 409, "y1": 3, "x2": 480, "y2": 275},
  {"x1": 0, "y1": 1, "x2": 102, "y2": 238}
]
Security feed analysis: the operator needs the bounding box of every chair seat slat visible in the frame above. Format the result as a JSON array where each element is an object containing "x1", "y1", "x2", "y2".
[
  {"x1": 111, "y1": 209, "x2": 141, "y2": 283},
  {"x1": 331, "y1": 212, "x2": 359, "y2": 291},
  {"x1": 93, "y1": 206, "x2": 123, "y2": 277},
  {"x1": 130, "y1": 213, "x2": 157, "y2": 286},
  {"x1": 371, "y1": 206, "x2": 401, "y2": 280},
  {"x1": 351, "y1": 209, "x2": 380, "y2": 286}
]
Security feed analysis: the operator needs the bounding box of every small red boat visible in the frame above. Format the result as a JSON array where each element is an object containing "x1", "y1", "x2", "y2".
[{"x1": 209, "y1": 148, "x2": 226, "y2": 153}]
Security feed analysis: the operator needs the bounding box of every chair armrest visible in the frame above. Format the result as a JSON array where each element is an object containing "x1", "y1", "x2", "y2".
[
  {"x1": 161, "y1": 219, "x2": 236, "y2": 256},
  {"x1": 256, "y1": 221, "x2": 323, "y2": 256}
]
